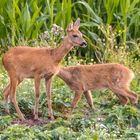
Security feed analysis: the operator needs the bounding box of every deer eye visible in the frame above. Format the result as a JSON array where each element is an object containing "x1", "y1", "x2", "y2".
[{"x1": 72, "y1": 35, "x2": 78, "y2": 38}]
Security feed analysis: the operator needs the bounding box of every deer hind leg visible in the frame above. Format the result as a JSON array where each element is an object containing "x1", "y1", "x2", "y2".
[
  {"x1": 3, "y1": 84, "x2": 10, "y2": 103},
  {"x1": 3, "y1": 84, "x2": 11, "y2": 113},
  {"x1": 110, "y1": 86, "x2": 138, "y2": 106},
  {"x1": 124, "y1": 88, "x2": 138, "y2": 105},
  {"x1": 34, "y1": 76, "x2": 41, "y2": 120},
  {"x1": 3, "y1": 79, "x2": 23, "y2": 114},
  {"x1": 3, "y1": 80, "x2": 22, "y2": 101},
  {"x1": 115, "y1": 94, "x2": 128, "y2": 105},
  {"x1": 83, "y1": 90, "x2": 95, "y2": 110},
  {"x1": 10, "y1": 75, "x2": 25, "y2": 120},
  {"x1": 45, "y1": 77, "x2": 54, "y2": 120}
]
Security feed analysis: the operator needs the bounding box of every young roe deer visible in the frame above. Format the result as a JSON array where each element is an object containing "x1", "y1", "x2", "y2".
[
  {"x1": 2, "y1": 18, "x2": 87, "y2": 121},
  {"x1": 57, "y1": 63, "x2": 138, "y2": 114}
]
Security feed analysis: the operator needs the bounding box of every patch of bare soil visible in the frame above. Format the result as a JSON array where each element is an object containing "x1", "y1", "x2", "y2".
[{"x1": 12, "y1": 118, "x2": 49, "y2": 126}]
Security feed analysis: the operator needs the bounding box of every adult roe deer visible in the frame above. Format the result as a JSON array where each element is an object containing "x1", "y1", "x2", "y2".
[
  {"x1": 57, "y1": 63, "x2": 138, "y2": 114},
  {"x1": 2, "y1": 18, "x2": 87, "y2": 121}
]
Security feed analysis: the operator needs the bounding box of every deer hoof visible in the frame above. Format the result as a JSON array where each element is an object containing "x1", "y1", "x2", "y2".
[
  {"x1": 34, "y1": 115, "x2": 39, "y2": 121},
  {"x1": 131, "y1": 98, "x2": 138, "y2": 106},
  {"x1": 48, "y1": 115, "x2": 54, "y2": 121},
  {"x1": 20, "y1": 115, "x2": 26, "y2": 121}
]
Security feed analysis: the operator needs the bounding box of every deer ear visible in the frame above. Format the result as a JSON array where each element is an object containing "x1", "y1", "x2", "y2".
[
  {"x1": 74, "y1": 18, "x2": 80, "y2": 29},
  {"x1": 66, "y1": 21, "x2": 73, "y2": 32}
]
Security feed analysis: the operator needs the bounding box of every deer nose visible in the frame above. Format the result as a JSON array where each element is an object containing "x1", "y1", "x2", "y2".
[{"x1": 80, "y1": 41, "x2": 87, "y2": 47}]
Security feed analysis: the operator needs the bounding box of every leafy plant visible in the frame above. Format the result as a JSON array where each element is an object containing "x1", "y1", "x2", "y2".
[{"x1": 0, "y1": 116, "x2": 12, "y2": 131}]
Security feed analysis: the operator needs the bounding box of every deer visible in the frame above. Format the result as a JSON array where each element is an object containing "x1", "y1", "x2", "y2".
[
  {"x1": 57, "y1": 63, "x2": 138, "y2": 114},
  {"x1": 2, "y1": 18, "x2": 87, "y2": 121}
]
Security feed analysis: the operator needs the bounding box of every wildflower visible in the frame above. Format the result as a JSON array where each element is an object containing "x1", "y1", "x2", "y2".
[
  {"x1": 97, "y1": 38, "x2": 101, "y2": 42},
  {"x1": 44, "y1": 30, "x2": 49, "y2": 35},
  {"x1": 51, "y1": 24, "x2": 63, "y2": 36},
  {"x1": 43, "y1": 30, "x2": 50, "y2": 39},
  {"x1": 102, "y1": 38, "x2": 105, "y2": 42}
]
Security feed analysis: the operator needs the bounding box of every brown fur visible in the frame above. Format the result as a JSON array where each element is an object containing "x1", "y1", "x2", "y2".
[
  {"x1": 57, "y1": 63, "x2": 138, "y2": 113},
  {"x1": 2, "y1": 18, "x2": 87, "y2": 120}
]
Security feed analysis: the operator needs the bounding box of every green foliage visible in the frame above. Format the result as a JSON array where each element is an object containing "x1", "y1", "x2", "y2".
[
  {"x1": 0, "y1": 125, "x2": 35, "y2": 140},
  {"x1": 0, "y1": 116, "x2": 12, "y2": 131}
]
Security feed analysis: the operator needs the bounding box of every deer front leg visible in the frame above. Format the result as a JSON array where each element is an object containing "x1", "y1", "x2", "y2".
[
  {"x1": 34, "y1": 76, "x2": 41, "y2": 120},
  {"x1": 45, "y1": 77, "x2": 54, "y2": 120},
  {"x1": 83, "y1": 90, "x2": 95, "y2": 110},
  {"x1": 115, "y1": 94, "x2": 128, "y2": 105},
  {"x1": 69, "y1": 90, "x2": 83, "y2": 115}
]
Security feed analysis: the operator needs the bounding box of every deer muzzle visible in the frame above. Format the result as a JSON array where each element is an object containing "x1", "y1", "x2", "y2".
[{"x1": 80, "y1": 41, "x2": 87, "y2": 48}]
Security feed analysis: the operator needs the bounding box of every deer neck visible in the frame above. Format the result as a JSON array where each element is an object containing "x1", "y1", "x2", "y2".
[
  {"x1": 57, "y1": 68, "x2": 71, "y2": 83},
  {"x1": 53, "y1": 36, "x2": 73, "y2": 63}
]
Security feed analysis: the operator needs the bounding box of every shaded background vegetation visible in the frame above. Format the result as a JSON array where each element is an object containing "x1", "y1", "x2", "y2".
[
  {"x1": 0, "y1": 0, "x2": 140, "y2": 139},
  {"x1": 0, "y1": 0, "x2": 140, "y2": 63}
]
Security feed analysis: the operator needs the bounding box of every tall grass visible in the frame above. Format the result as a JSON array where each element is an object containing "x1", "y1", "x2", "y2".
[
  {"x1": 0, "y1": 0, "x2": 140, "y2": 61},
  {"x1": 72, "y1": 0, "x2": 140, "y2": 62}
]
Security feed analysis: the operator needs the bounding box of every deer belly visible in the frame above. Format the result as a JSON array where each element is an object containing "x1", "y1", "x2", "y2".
[
  {"x1": 86, "y1": 79, "x2": 108, "y2": 90},
  {"x1": 16, "y1": 67, "x2": 55, "y2": 79}
]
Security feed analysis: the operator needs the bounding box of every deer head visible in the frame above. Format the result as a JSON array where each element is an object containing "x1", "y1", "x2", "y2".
[{"x1": 66, "y1": 18, "x2": 87, "y2": 48}]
